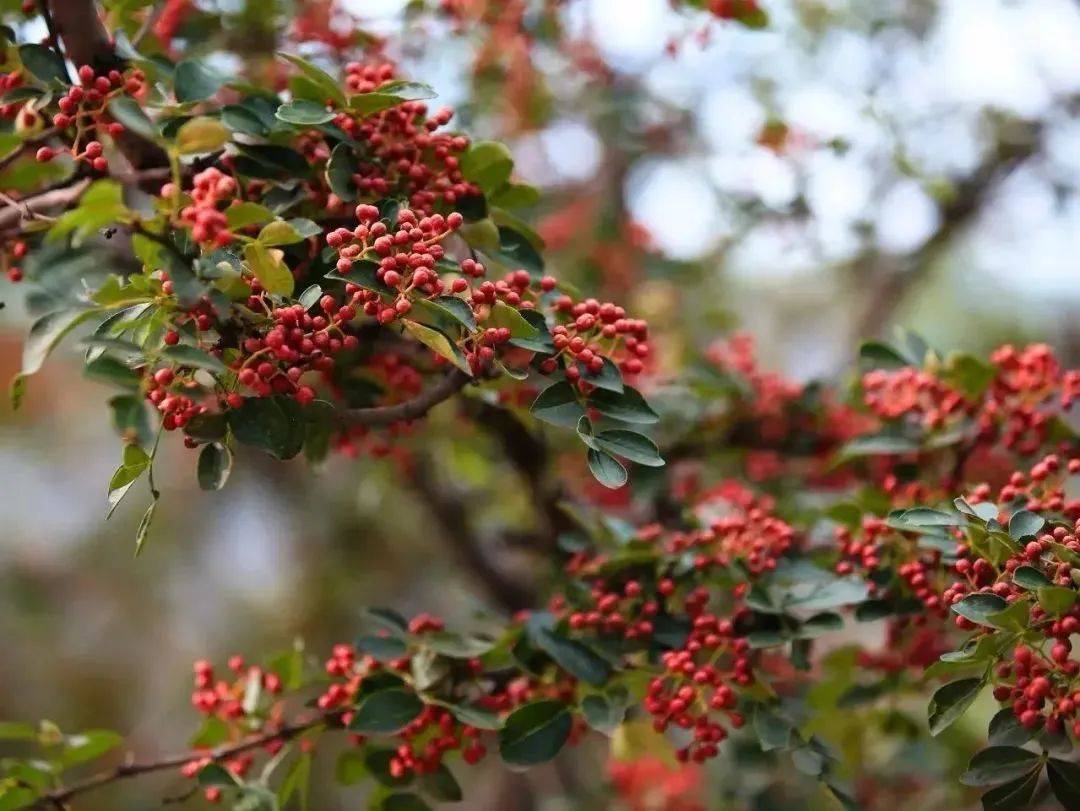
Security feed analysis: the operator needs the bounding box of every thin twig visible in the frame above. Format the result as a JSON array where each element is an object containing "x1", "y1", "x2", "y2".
[
  {"x1": 339, "y1": 368, "x2": 472, "y2": 426},
  {"x1": 32, "y1": 711, "x2": 337, "y2": 808}
]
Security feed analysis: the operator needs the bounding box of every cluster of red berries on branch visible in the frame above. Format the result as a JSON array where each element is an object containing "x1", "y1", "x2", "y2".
[{"x1": 34, "y1": 64, "x2": 146, "y2": 172}]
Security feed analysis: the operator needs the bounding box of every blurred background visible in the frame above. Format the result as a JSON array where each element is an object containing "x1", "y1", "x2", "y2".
[{"x1": 1, "y1": 0, "x2": 1078, "y2": 807}]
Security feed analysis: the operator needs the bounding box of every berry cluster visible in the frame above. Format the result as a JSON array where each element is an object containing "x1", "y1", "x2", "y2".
[
  {"x1": 174, "y1": 167, "x2": 237, "y2": 247},
  {"x1": 330, "y1": 63, "x2": 476, "y2": 212},
  {"x1": 35, "y1": 64, "x2": 146, "y2": 172}
]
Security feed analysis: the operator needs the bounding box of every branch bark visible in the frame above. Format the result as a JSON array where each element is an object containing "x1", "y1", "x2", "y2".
[
  {"x1": 31, "y1": 711, "x2": 337, "y2": 809},
  {"x1": 340, "y1": 369, "x2": 472, "y2": 427},
  {"x1": 411, "y1": 455, "x2": 537, "y2": 612},
  {"x1": 44, "y1": 0, "x2": 169, "y2": 169},
  {"x1": 847, "y1": 118, "x2": 1046, "y2": 347}
]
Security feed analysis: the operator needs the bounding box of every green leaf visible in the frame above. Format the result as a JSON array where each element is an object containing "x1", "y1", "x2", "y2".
[
  {"x1": 197, "y1": 443, "x2": 232, "y2": 491},
  {"x1": 1008, "y1": 510, "x2": 1045, "y2": 540},
  {"x1": 836, "y1": 433, "x2": 920, "y2": 459},
  {"x1": 133, "y1": 498, "x2": 157, "y2": 556},
  {"x1": 1037, "y1": 586, "x2": 1076, "y2": 617},
  {"x1": 858, "y1": 340, "x2": 910, "y2": 369},
  {"x1": 581, "y1": 356, "x2": 623, "y2": 393},
  {"x1": 892, "y1": 507, "x2": 960, "y2": 528},
  {"x1": 495, "y1": 225, "x2": 544, "y2": 272},
  {"x1": 419, "y1": 764, "x2": 462, "y2": 802},
  {"x1": 530, "y1": 627, "x2": 611, "y2": 686},
  {"x1": 176, "y1": 116, "x2": 230, "y2": 154},
  {"x1": 108, "y1": 443, "x2": 150, "y2": 514},
  {"x1": 1013, "y1": 565, "x2": 1052, "y2": 590},
  {"x1": 960, "y1": 747, "x2": 1042, "y2": 787},
  {"x1": 275, "y1": 99, "x2": 334, "y2": 126},
  {"x1": 433, "y1": 297, "x2": 476, "y2": 331},
  {"x1": 980, "y1": 768, "x2": 1041, "y2": 811},
  {"x1": 356, "y1": 634, "x2": 408, "y2": 662},
  {"x1": 326, "y1": 142, "x2": 357, "y2": 200},
  {"x1": 951, "y1": 593, "x2": 1008, "y2": 626},
  {"x1": 349, "y1": 688, "x2": 424, "y2": 734},
  {"x1": 198, "y1": 762, "x2": 240, "y2": 787},
  {"x1": 530, "y1": 381, "x2": 585, "y2": 428},
  {"x1": 277, "y1": 752, "x2": 311, "y2": 810},
  {"x1": 59, "y1": 729, "x2": 123, "y2": 768},
  {"x1": 928, "y1": 677, "x2": 984, "y2": 736},
  {"x1": 0, "y1": 722, "x2": 37, "y2": 741},
  {"x1": 581, "y1": 694, "x2": 625, "y2": 736},
  {"x1": 588, "y1": 386, "x2": 659, "y2": 424},
  {"x1": 1047, "y1": 758, "x2": 1080, "y2": 808},
  {"x1": 490, "y1": 182, "x2": 541, "y2": 209},
  {"x1": 401, "y1": 320, "x2": 469, "y2": 373},
  {"x1": 348, "y1": 81, "x2": 436, "y2": 115},
  {"x1": 753, "y1": 705, "x2": 794, "y2": 751},
  {"x1": 460, "y1": 141, "x2": 513, "y2": 193},
  {"x1": 174, "y1": 60, "x2": 226, "y2": 103},
  {"x1": 12, "y1": 307, "x2": 101, "y2": 406},
  {"x1": 19, "y1": 43, "x2": 68, "y2": 85},
  {"x1": 499, "y1": 700, "x2": 572, "y2": 767},
  {"x1": 432, "y1": 700, "x2": 502, "y2": 731},
  {"x1": 226, "y1": 202, "x2": 275, "y2": 230},
  {"x1": 161, "y1": 344, "x2": 228, "y2": 374},
  {"x1": 985, "y1": 599, "x2": 1030, "y2": 633},
  {"x1": 488, "y1": 302, "x2": 538, "y2": 338},
  {"x1": 278, "y1": 52, "x2": 346, "y2": 106},
  {"x1": 228, "y1": 396, "x2": 305, "y2": 459},
  {"x1": 85, "y1": 356, "x2": 140, "y2": 389},
  {"x1": 107, "y1": 96, "x2": 159, "y2": 141},
  {"x1": 588, "y1": 448, "x2": 627, "y2": 489},
  {"x1": 244, "y1": 242, "x2": 295, "y2": 296},
  {"x1": 425, "y1": 632, "x2": 494, "y2": 659},
  {"x1": 593, "y1": 430, "x2": 664, "y2": 467},
  {"x1": 258, "y1": 220, "x2": 306, "y2": 246}
]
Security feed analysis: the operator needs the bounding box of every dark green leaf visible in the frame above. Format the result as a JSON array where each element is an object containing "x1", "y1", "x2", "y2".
[
  {"x1": 530, "y1": 627, "x2": 611, "y2": 687},
  {"x1": 530, "y1": 381, "x2": 585, "y2": 428},
  {"x1": 161, "y1": 344, "x2": 228, "y2": 374},
  {"x1": 1047, "y1": 758, "x2": 1080, "y2": 808},
  {"x1": 593, "y1": 430, "x2": 664, "y2": 467},
  {"x1": 587, "y1": 448, "x2": 627, "y2": 489},
  {"x1": 952, "y1": 593, "x2": 1008, "y2": 626},
  {"x1": 1009, "y1": 510, "x2": 1045, "y2": 540},
  {"x1": 498, "y1": 700, "x2": 572, "y2": 767},
  {"x1": 19, "y1": 43, "x2": 68, "y2": 84},
  {"x1": 420, "y1": 764, "x2": 462, "y2": 802},
  {"x1": 980, "y1": 768, "x2": 1040, "y2": 811},
  {"x1": 197, "y1": 443, "x2": 232, "y2": 491},
  {"x1": 325, "y1": 142, "x2": 357, "y2": 200},
  {"x1": 960, "y1": 747, "x2": 1042, "y2": 787},
  {"x1": 228, "y1": 396, "x2": 305, "y2": 459},
  {"x1": 174, "y1": 60, "x2": 226, "y2": 103},
  {"x1": 928, "y1": 678, "x2": 984, "y2": 736},
  {"x1": 349, "y1": 688, "x2": 424, "y2": 734},
  {"x1": 1013, "y1": 565, "x2": 1052, "y2": 590},
  {"x1": 588, "y1": 386, "x2": 659, "y2": 424},
  {"x1": 581, "y1": 694, "x2": 625, "y2": 736}
]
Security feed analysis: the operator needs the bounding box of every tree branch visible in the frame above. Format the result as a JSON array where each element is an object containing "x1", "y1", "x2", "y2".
[
  {"x1": 411, "y1": 455, "x2": 537, "y2": 612},
  {"x1": 339, "y1": 368, "x2": 472, "y2": 427},
  {"x1": 848, "y1": 118, "x2": 1045, "y2": 346},
  {"x1": 31, "y1": 711, "x2": 338, "y2": 809},
  {"x1": 44, "y1": 0, "x2": 169, "y2": 169}
]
